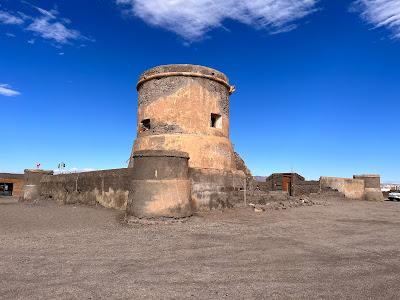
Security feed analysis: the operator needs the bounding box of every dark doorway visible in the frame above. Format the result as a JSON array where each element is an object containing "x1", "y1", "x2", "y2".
[{"x1": 0, "y1": 183, "x2": 13, "y2": 196}]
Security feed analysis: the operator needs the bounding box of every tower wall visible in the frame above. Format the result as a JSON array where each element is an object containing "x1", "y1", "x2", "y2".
[
  {"x1": 129, "y1": 64, "x2": 237, "y2": 171},
  {"x1": 127, "y1": 150, "x2": 193, "y2": 218}
]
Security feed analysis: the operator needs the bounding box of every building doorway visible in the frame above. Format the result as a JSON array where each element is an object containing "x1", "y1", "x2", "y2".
[
  {"x1": 0, "y1": 183, "x2": 13, "y2": 196},
  {"x1": 282, "y1": 176, "x2": 292, "y2": 195}
]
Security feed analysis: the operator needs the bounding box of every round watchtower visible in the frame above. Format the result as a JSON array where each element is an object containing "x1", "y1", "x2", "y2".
[{"x1": 129, "y1": 64, "x2": 237, "y2": 171}]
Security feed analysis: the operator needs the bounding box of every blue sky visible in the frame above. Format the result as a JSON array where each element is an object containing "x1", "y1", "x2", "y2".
[{"x1": 1, "y1": 0, "x2": 399, "y2": 182}]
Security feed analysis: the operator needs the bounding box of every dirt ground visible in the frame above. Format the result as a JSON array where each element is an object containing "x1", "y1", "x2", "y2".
[{"x1": 1, "y1": 196, "x2": 400, "y2": 299}]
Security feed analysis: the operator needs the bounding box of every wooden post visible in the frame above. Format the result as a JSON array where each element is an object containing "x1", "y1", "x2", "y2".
[{"x1": 244, "y1": 178, "x2": 247, "y2": 206}]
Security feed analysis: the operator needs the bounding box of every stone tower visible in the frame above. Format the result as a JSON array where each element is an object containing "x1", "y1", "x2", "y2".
[{"x1": 129, "y1": 64, "x2": 238, "y2": 172}]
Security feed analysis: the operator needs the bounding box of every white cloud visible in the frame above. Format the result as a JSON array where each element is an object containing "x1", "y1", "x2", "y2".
[
  {"x1": 116, "y1": 0, "x2": 319, "y2": 40},
  {"x1": 0, "y1": 10, "x2": 24, "y2": 25},
  {"x1": 1, "y1": 4, "x2": 90, "y2": 46},
  {"x1": 26, "y1": 7, "x2": 84, "y2": 44},
  {"x1": 353, "y1": 0, "x2": 400, "y2": 39},
  {"x1": 0, "y1": 84, "x2": 21, "y2": 97}
]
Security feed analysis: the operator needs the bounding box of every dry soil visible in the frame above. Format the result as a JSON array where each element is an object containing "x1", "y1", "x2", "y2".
[{"x1": 1, "y1": 196, "x2": 400, "y2": 299}]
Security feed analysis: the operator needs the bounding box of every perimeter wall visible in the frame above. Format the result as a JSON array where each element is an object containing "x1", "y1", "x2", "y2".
[{"x1": 320, "y1": 177, "x2": 365, "y2": 199}]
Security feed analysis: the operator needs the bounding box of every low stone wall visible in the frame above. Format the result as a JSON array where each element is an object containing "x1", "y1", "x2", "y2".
[
  {"x1": 21, "y1": 170, "x2": 54, "y2": 201},
  {"x1": 320, "y1": 177, "x2": 365, "y2": 199},
  {"x1": 254, "y1": 181, "x2": 270, "y2": 192},
  {"x1": 41, "y1": 168, "x2": 134, "y2": 210},
  {"x1": 189, "y1": 168, "x2": 246, "y2": 210},
  {"x1": 247, "y1": 190, "x2": 289, "y2": 204},
  {"x1": 39, "y1": 167, "x2": 246, "y2": 212},
  {"x1": 292, "y1": 181, "x2": 320, "y2": 197},
  {"x1": 353, "y1": 174, "x2": 384, "y2": 201}
]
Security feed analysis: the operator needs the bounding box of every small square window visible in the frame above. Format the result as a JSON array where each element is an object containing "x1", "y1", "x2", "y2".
[
  {"x1": 211, "y1": 113, "x2": 222, "y2": 129},
  {"x1": 140, "y1": 119, "x2": 151, "y2": 132}
]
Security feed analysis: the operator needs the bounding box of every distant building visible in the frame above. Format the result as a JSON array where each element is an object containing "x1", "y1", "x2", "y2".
[
  {"x1": 256, "y1": 173, "x2": 320, "y2": 197},
  {"x1": 0, "y1": 173, "x2": 24, "y2": 197}
]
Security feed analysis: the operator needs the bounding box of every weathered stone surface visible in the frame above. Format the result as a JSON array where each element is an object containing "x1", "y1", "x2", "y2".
[
  {"x1": 364, "y1": 188, "x2": 385, "y2": 201},
  {"x1": 189, "y1": 168, "x2": 246, "y2": 210},
  {"x1": 320, "y1": 176, "x2": 365, "y2": 199},
  {"x1": 128, "y1": 179, "x2": 192, "y2": 218},
  {"x1": 354, "y1": 174, "x2": 384, "y2": 201},
  {"x1": 130, "y1": 64, "x2": 239, "y2": 171},
  {"x1": 40, "y1": 168, "x2": 133, "y2": 210},
  {"x1": 133, "y1": 134, "x2": 235, "y2": 170},
  {"x1": 127, "y1": 150, "x2": 193, "y2": 218},
  {"x1": 21, "y1": 169, "x2": 53, "y2": 202},
  {"x1": 127, "y1": 64, "x2": 251, "y2": 212},
  {"x1": 292, "y1": 180, "x2": 320, "y2": 196}
]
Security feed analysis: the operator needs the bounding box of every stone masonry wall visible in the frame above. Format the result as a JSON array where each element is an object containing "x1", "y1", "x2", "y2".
[
  {"x1": 39, "y1": 167, "x2": 247, "y2": 212},
  {"x1": 292, "y1": 181, "x2": 320, "y2": 197},
  {"x1": 320, "y1": 176, "x2": 365, "y2": 199},
  {"x1": 131, "y1": 64, "x2": 237, "y2": 171},
  {"x1": 41, "y1": 168, "x2": 134, "y2": 210},
  {"x1": 189, "y1": 168, "x2": 246, "y2": 210}
]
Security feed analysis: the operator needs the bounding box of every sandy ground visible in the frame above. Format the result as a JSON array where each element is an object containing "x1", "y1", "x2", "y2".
[{"x1": 1, "y1": 196, "x2": 400, "y2": 299}]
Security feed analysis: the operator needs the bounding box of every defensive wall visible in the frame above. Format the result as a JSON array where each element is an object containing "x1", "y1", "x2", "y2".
[
  {"x1": 320, "y1": 176, "x2": 365, "y2": 199},
  {"x1": 40, "y1": 168, "x2": 133, "y2": 210},
  {"x1": 320, "y1": 175, "x2": 384, "y2": 201},
  {"x1": 37, "y1": 165, "x2": 246, "y2": 212},
  {"x1": 9, "y1": 64, "x2": 384, "y2": 218},
  {"x1": 292, "y1": 180, "x2": 320, "y2": 197},
  {"x1": 21, "y1": 170, "x2": 54, "y2": 201},
  {"x1": 255, "y1": 174, "x2": 383, "y2": 201},
  {"x1": 353, "y1": 174, "x2": 384, "y2": 201}
]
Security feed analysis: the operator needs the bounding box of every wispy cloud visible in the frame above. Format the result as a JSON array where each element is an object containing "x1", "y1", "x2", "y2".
[
  {"x1": 0, "y1": 84, "x2": 21, "y2": 97},
  {"x1": 116, "y1": 0, "x2": 319, "y2": 40},
  {"x1": 26, "y1": 6, "x2": 84, "y2": 44},
  {"x1": 353, "y1": 0, "x2": 400, "y2": 39},
  {"x1": 0, "y1": 4, "x2": 90, "y2": 46},
  {"x1": 0, "y1": 10, "x2": 24, "y2": 25}
]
